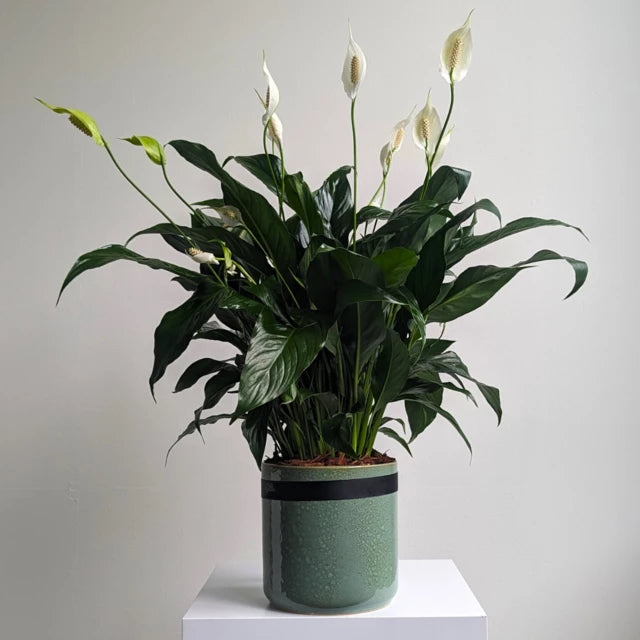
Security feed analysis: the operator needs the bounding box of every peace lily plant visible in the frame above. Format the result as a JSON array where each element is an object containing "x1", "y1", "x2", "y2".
[{"x1": 40, "y1": 14, "x2": 587, "y2": 469}]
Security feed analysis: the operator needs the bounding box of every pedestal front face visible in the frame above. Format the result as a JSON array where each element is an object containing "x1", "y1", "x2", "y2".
[
  {"x1": 261, "y1": 462, "x2": 398, "y2": 614},
  {"x1": 183, "y1": 560, "x2": 488, "y2": 640}
]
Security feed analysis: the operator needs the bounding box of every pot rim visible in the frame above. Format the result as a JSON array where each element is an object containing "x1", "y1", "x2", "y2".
[{"x1": 261, "y1": 460, "x2": 397, "y2": 470}]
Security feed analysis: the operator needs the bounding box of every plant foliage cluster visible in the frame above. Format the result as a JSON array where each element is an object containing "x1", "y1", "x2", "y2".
[{"x1": 41, "y1": 17, "x2": 587, "y2": 467}]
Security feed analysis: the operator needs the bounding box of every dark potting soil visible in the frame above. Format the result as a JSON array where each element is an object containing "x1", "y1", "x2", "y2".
[{"x1": 265, "y1": 452, "x2": 396, "y2": 467}]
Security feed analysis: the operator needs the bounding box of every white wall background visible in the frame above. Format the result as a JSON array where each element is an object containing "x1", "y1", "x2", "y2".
[{"x1": 1, "y1": 0, "x2": 638, "y2": 638}]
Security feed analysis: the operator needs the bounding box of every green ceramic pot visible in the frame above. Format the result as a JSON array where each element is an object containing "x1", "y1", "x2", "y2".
[{"x1": 261, "y1": 461, "x2": 398, "y2": 614}]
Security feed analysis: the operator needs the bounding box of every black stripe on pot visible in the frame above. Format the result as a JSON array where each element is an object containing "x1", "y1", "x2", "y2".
[{"x1": 261, "y1": 473, "x2": 398, "y2": 501}]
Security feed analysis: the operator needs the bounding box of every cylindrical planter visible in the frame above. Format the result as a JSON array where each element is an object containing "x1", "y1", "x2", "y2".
[{"x1": 261, "y1": 461, "x2": 398, "y2": 614}]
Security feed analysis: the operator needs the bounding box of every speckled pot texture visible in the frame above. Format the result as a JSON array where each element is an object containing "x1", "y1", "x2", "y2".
[{"x1": 261, "y1": 461, "x2": 398, "y2": 614}]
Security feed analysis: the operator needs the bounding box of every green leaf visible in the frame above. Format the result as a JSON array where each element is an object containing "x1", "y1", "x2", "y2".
[
  {"x1": 313, "y1": 166, "x2": 353, "y2": 243},
  {"x1": 373, "y1": 248, "x2": 419, "y2": 287},
  {"x1": 425, "y1": 166, "x2": 472, "y2": 203},
  {"x1": 242, "y1": 404, "x2": 272, "y2": 468},
  {"x1": 126, "y1": 222, "x2": 271, "y2": 276},
  {"x1": 149, "y1": 287, "x2": 220, "y2": 397},
  {"x1": 515, "y1": 249, "x2": 588, "y2": 299},
  {"x1": 372, "y1": 330, "x2": 410, "y2": 409},
  {"x1": 122, "y1": 135, "x2": 166, "y2": 165},
  {"x1": 475, "y1": 382, "x2": 502, "y2": 424},
  {"x1": 57, "y1": 244, "x2": 201, "y2": 304},
  {"x1": 320, "y1": 415, "x2": 357, "y2": 458},
  {"x1": 405, "y1": 386, "x2": 443, "y2": 440},
  {"x1": 428, "y1": 265, "x2": 522, "y2": 323},
  {"x1": 400, "y1": 389, "x2": 472, "y2": 454},
  {"x1": 447, "y1": 217, "x2": 587, "y2": 267},
  {"x1": 378, "y1": 427, "x2": 413, "y2": 456},
  {"x1": 191, "y1": 197, "x2": 226, "y2": 209},
  {"x1": 307, "y1": 247, "x2": 385, "y2": 312},
  {"x1": 357, "y1": 206, "x2": 391, "y2": 225},
  {"x1": 236, "y1": 311, "x2": 325, "y2": 414},
  {"x1": 36, "y1": 98, "x2": 104, "y2": 146},
  {"x1": 412, "y1": 350, "x2": 501, "y2": 424},
  {"x1": 233, "y1": 154, "x2": 282, "y2": 196},
  {"x1": 340, "y1": 302, "x2": 387, "y2": 369},
  {"x1": 195, "y1": 322, "x2": 247, "y2": 351},
  {"x1": 200, "y1": 368, "x2": 240, "y2": 412},
  {"x1": 405, "y1": 227, "x2": 447, "y2": 312},
  {"x1": 168, "y1": 141, "x2": 296, "y2": 272},
  {"x1": 174, "y1": 358, "x2": 235, "y2": 393},
  {"x1": 429, "y1": 249, "x2": 588, "y2": 323},
  {"x1": 335, "y1": 280, "x2": 408, "y2": 312},
  {"x1": 165, "y1": 413, "x2": 232, "y2": 464},
  {"x1": 284, "y1": 172, "x2": 325, "y2": 236}
]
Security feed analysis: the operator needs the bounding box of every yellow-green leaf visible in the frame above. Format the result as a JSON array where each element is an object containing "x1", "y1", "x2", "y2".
[
  {"x1": 36, "y1": 98, "x2": 104, "y2": 146},
  {"x1": 122, "y1": 135, "x2": 166, "y2": 166}
]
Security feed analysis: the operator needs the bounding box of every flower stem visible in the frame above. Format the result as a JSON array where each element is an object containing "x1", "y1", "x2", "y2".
[
  {"x1": 419, "y1": 75, "x2": 455, "y2": 200},
  {"x1": 161, "y1": 162, "x2": 209, "y2": 227},
  {"x1": 350, "y1": 97, "x2": 358, "y2": 250},
  {"x1": 262, "y1": 121, "x2": 284, "y2": 220},
  {"x1": 103, "y1": 141, "x2": 225, "y2": 285}
]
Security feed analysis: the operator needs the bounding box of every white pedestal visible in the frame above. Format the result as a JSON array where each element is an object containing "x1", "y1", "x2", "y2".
[{"x1": 183, "y1": 559, "x2": 487, "y2": 640}]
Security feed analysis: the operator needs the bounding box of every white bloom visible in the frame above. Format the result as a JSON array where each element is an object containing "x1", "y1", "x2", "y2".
[
  {"x1": 262, "y1": 52, "x2": 280, "y2": 118},
  {"x1": 379, "y1": 107, "x2": 415, "y2": 172},
  {"x1": 412, "y1": 91, "x2": 442, "y2": 157},
  {"x1": 432, "y1": 127, "x2": 453, "y2": 167},
  {"x1": 261, "y1": 111, "x2": 284, "y2": 147},
  {"x1": 390, "y1": 107, "x2": 415, "y2": 153},
  {"x1": 379, "y1": 142, "x2": 392, "y2": 172},
  {"x1": 440, "y1": 12, "x2": 473, "y2": 84},
  {"x1": 341, "y1": 24, "x2": 367, "y2": 99},
  {"x1": 187, "y1": 248, "x2": 218, "y2": 264},
  {"x1": 214, "y1": 205, "x2": 243, "y2": 228}
]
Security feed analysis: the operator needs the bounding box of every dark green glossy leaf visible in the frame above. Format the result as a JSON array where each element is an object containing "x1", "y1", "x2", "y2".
[
  {"x1": 320, "y1": 415, "x2": 357, "y2": 458},
  {"x1": 428, "y1": 265, "x2": 522, "y2": 323},
  {"x1": 236, "y1": 311, "x2": 325, "y2": 414},
  {"x1": 284, "y1": 172, "x2": 325, "y2": 236},
  {"x1": 378, "y1": 427, "x2": 412, "y2": 456},
  {"x1": 165, "y1": 413, "x2": 233, "y2": 464},
  {"x1": 340, "y1": 302, "x2": 387, "y2": 369},
  {"x1": 404, "y1": 386, "x2": 443, "y2": 440},
  {"x1": 372, "y1": 330, "x2": 410, "y2": 409},
  {"x1": 515, "y1": 249, "x2": 588, "y2": 299},
  {"x1": 169, "y1": 141, "x2": 296, "y2": 272},
  {"x1": 405, "y1": 226, "x2": 447, "y2": 312},
  {"x1": 313, "y1": 166, "x2": 353, "y2": 243},
  {"x1": 233, "y1": 154, "x2": 282, "y2": 196},
  {"x1": 307, "y1": 247, "x2": 385, "y2": 312},
  {"x1": 412, "y1": 350, "x2": 501, "y2": 424},
  {"x1": 174, "y1": 358, "x2": 236, "y2": 393},
  {"x1": 429, "y1": 249, "x2": 587, "y2": 323},
  {"x1": 191, "y1": 197, "x2": 225, "y2": 209},
  {"x1": 126, "y1": 222, "x2": 271, "y2": 276},
  {"x1": 373, "y1": 248, "x2": 419, "y2": 287},
  {"x1": 195, "y1": 322, "x2": 247, "y2": 351},
  {"x1": 400, "y1": 389, "x2": 472, "y2": 454},
  {"x1": 357, "y1": 205, "x2": 391, "y2": 224},
  {"x1": 149, "y1": 287, "x2": 221, "y2": 397},
  {"x1": 242, "y1": 403, "x2": 272, "y2": 468},
  {"x1": 425, "y1": 166, "x2": 472, "y2": 204},
  {"x1": 200, "y1": 368, "x2": 240, "y2": 412},
  {"x1": 447, "y1": 217, "x2": 587, "y2": 267},
  {"x1": 57, "y1": 244, "x2": 201, "y2": 304}
]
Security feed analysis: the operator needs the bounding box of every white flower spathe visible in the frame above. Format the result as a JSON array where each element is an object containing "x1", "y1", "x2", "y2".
[
  {"x1": 440, "y1": 12, "x2": 473, "y2": 84},
  {"x1": 412, "y1": 91, "x2": 442, "y2": 157},
  {"x1": 187, "y1": 248, "x2": 218, "y2": 264},
  {"x1": 342, "y1": 24, "x2": 367, "y2": 99},
  {"x1": 262, "y1": 52, "x2": 280, "y2": 118}
]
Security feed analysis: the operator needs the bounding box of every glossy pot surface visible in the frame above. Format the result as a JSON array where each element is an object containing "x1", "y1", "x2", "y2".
[{"x1": 261, "y1": 461, "x2": 398, "y2": 614}]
